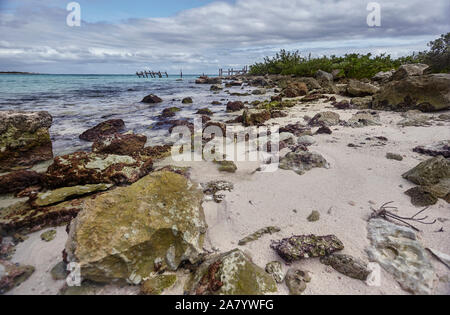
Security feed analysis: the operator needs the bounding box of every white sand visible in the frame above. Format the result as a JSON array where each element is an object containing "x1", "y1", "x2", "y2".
[{"x1": 4, "y1": 95, "x2": 450, "y2": 295}]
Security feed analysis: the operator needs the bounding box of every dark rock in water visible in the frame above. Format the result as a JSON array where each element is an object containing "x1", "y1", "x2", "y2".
[
  {"x1": 160, "y1": 107, "x2": 181, "y2": 118},
  {"x1": 0, "y1": 170, "x2": 43, "y2": 195},
  {"x1": 271, "y1": 95, "x2": 282, "y2": 102},
  {"x1": 238, "y1": 226, "x2": 281, "y2": 246},
  {"x1": 196, "y1": 108, "x2": 213, "y2": 116},
  {"x1": 44, "y1": 151, "x2": 153, "y2": 188},
  {"x1": 320, "y1": 254, "x2": 370, "y2": 281},
  {"x1": 211, "y1": 101, "x2": 222, "y2": 105},
  {"x1": 195, "y1": 77, "x2": 222, "y2": 85},
  {"x1": 138, "y1": 145, "x2": 172, "y2": 160},
  {"x1": 372, "y1": 74, "x2": 450, "y2": 112},
  {"x1": 182, "y1": 97, "x2": 193, "y2": 104},
  {"x1": 79, "y1": 119, "x2": 125, "y2": 142},
  {"x1": 0, "y1": 111, "x2": 53, "y2": 172},
  {"x1": 413, "y1": 141, "x2": 450, "y2": 158},
  {"x1": 308, "y1": 111, "x2": 340, "y2": 127},
  {"x1": 316, "y1": 126, "x2": 332, "y2": 135},
  {"x1": 226, "y1": 101, "x2": 245, "y2": 112},
  {"x1": 167, "y1": 119, "x2": 194, "y2": 134},
  {"x1": 351, "y1": 96, "x2": 373, "y2": 109},
  {"x1": 0, "y1": 260, "x2": 35, "y2": 294},
  {"x1": 285, "y1": 268, "x2": 311, "y2": 295},
  {"x1": 271, "y1": 234, "x2": 344, "y2": 263},
  {"x1": 405, "y1": 186, "x2": 439, "y2": 207},
  {"x1": 402, "y1": 156, "x2": 450, "y2": 186},
  {"x1": 92, "y1": 133, "x2": 147, "y2": 156},
  {"x1": 141, "y1": 94, "x2": 163, "y2": 104},
  {"x1": 201, "y1": 115, "x2": 211, "y2": 123},
  {"x1": 386, "y1": 153, "x2": 403, "y2": 161},
  {"x1": 210, "y1": 85, "x2": 223, "y2": 92}
]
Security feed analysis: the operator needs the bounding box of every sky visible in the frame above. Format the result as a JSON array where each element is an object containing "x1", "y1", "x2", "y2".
[{"x1": 0, "y1": 0, "x2": 448, "y2": 74}]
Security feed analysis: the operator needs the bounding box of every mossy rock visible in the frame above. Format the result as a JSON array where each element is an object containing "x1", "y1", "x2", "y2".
[
  {"x1": 40, "y1": 229, "x2": 57, "y2": 242},
  {"x1": 140, "y1": 274, "x2": 177, "y2": 295},
  {"x1": 214, "y1": 160, "x2": 237, "y2": 173},
  {"x1": 307, "y1": 211, "x2": 320, "y2": 222},
  {"x1": 33, "y1": 184, "x2": 112, "y2": 207},
  {"x1": 402, "y1": 156, "x2": 449, "y2": 186}
]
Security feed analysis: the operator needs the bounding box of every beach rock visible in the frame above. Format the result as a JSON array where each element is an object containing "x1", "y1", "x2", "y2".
[
  {"x1": 307, "y1": 210, "x2": 320, "y2": 222},
  {"x1": 351, "y1": 96, "x2": 373, "y2": 109},
  {"x1": 346, "y1": 111, "x2": 381, "y2": 127},
  {"x1": 294, "y1": 77, "x2": 322, "y2": 90},
  {"x1": 140, "y1": 274, "x2": 177, "y2": 295},
  {"x1": 366, "y1": 219, "x2": 434, "y2": 295},
  {"x1": 202, "y1": 180, "x2": 233, "y2": 203},
  {"x1": 252, "y1": 88, "x2": 267, "y2": 95},
  {"x1": 386, "y1": 153, "x2": 403, "y2": 161},
  {"x1": 210, "y1": 85, "x2": 223, "y2": 91},
  {"x1": 333, "y1": 100, "x2": 351, "y2": 110},
  {"x1": 308, "y1": 112, "x2": 340, "y2": 127},
  {"x1": 265, "y1": 261, "x2": 284, "y2": 283},
  {"x1": 282, "y1": 82, "x2": 308, "y2": 98},
  {"x1": 285, "y1": 268, "x2": 311, "y2": 295},
  {"x1": 373, "y1": 74, "x2": 450, "y2": 112},
  {"x1": 271, "y1": 234, "x2": 344, "y2": 263},
  {"x1": 160, "y1": 107, "x2": 181, "y2": 118},
  {"x1": 413, "y1": 141, "x2": 450, "y2": 158},
  {"x1": 391, "y1": 63, "x2": 430, "y2": 81},
  {"x1": 315, "y1": 70, "x2": 333, "y2": 82},
  {"x1": 211, "y1": 101, "x2": 222, "y2": 105},
  {"x1": 279, "y1": 123, "x2": 312, "y2": 137},
  {"x1": 402, "y1": 156, "x2": 450, "y2": 186},
  {"x1": 141, "y1": 94, "x2": 163, "y2": 104},
  {"x1": 65, "y1": 171, "x2": 207, "y2": 284},
  {"x1": 188, "y1": 249, "x2": 277, "y2": 295},
  {"x1": 397, "y1": 110, "x2": 432, "y2": 127},
  {"x1": 0, "y1": 111, "x2": 53, "y2": 172},
  {"x1": 372, "y1": 70, "x2": 394, "y2": 82},
  {"x1": 44, "y1": 152, "x2": 153, "y2": 188},
  {"x1": 50, "y1": 261, "x2": 68, "y2": 280},
  {"x1": 195, "y1": 77, "x2": 222, "y2": 85},
  {"x1": 316, "y1": 126, "x2": 332, "y2": 135},
  {"x1": 347, "y1": 80, "x2": 379, "y2": 96},
  {"x1": 196, "y1": 108, "x2": 213, "y2": 116},
  {"x1": 32, "y1": 183, "x2": 112, "y2": 207},
  {"x1": 0, "y1": 260, "x2": 35, "y2": 294},
  {"x1": 242, "y1": 109, "x2": 271, "y2": 126},
  {"x1": 297, "y1": 136, "x2": 316, "y2": 146},
  {"x1": 92, "y1": 133, "x2": 147, "y2": 156},
  {"x1": 182, "y1": 97, "x2": 193, "y2": 104},
  {"x1": 79, "y1": 119, "x2": 125, "y2": 142},
  {"x1": 0, "y1": 170, "x2": 43, "y2": 195},
  {"x1": 279, "y1": 150, "x2": 329, "y2": 175},
  {"x1": 238, "y1": 226, "x2": 281, "y2": 246},
  {"x1": 226, "y1": 101, "x2": 245, "y2": 112},
  {"x1": 214, "y1": 160, "x2": 237, "y2": 173},
  {"x1": 320, "y1": 254, "x2": 370, "y2": 281},
  {"x1": 138, "y1": 145, "x2": 173, "y2": 161},
  {"x1": 40, "y1": 229, "x2": 57, "y2": 242},
  {"x1": 405, "y1": 186, "x2": 439, "y2": 207}
]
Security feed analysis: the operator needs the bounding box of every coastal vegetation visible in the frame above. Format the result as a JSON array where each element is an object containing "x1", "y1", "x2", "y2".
[{"x1": 249, "y1": 33, "x2": 449, "y2": 79}]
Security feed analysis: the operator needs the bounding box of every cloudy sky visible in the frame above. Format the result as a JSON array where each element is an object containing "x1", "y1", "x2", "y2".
[{"x1": 0, "y1": 0, "x2": 448, "y2": 74}]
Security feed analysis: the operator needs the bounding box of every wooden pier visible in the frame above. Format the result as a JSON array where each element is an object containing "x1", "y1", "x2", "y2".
[
  {"x1": 219, "y1": 66, "x2": 248, "y2": 77},
  {"x1": 136, "y1": 71, "x2": 168, "y2": 78}
]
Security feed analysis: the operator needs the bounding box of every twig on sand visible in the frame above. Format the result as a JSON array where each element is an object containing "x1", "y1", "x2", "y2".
[{"x1": 369, "y1": 201, "x2": 436, "y2": 232}]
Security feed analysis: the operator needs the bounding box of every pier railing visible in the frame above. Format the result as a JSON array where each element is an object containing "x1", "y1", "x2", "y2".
[{"x1": 218, "y1": 66, "x2": 248, "y2": 77}]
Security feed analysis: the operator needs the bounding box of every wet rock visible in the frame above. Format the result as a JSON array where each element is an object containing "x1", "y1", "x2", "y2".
[
  {"x1": 0, "y1": 260, "x2": 35, "y2": 294},
  {"x1": 346, "y1": 111, "x2": 381, "y2": 128},
  {"x1": 211, "y1": 101, "x2": 222, "y2": 105},
  {"x1": 0, "y1": 170, "x2": 43, "y2": 195},
  {"x1": 142, "y1": 94, "x2": 163, "y2": 104},
  {"x1": 252, "y1": 88, "x2": 267, "y2": 95},
  {"x1": 226, "y1": 101, "x2": 245, "y2": 112},
  {"x1": 79, "y1": 119, "x2": 125, "y2": 142},
  {"x1": 402, "y1": 156, "x2": 450, "y2": 186},
  {"x1": 351, "y1": 96, "x2": 373, "y2": 109},
  {"x1": 65, "y1": 171, "x2": 207, "y2": 283},
  {"x1": 366, "y1": 219, "x2": 434, "y2": 295},
  {"x1": 50, "y1": 261, "x2": 68, "y2": 280},
  {"x1": 195, "y1": 77, "x2": 222, "y2": 85},
  {"x1": 271, "y1": 234, "x2": 344, "y2": 263},
  {"x1": 188, "y1": 249, "x2": 277, "y2": 295},
  {"x1": 413, "y1": 141, "x2": 450, "y2": 158},
  {"x1": 405, "y1": 186, "x2": 439, "y2": 207},
  {"x1": 40, "y1": 229, "x2": 57, "y2": 242},
  {"x1": 242, "y1": 109, "x2": 271, "y2": 127},
  {"x1": 32, "y1": 183, "x2": 112, "y2": 207},
  {"x1": 308, "y1": 112, "x2": 340, "y2": 127},
  {"x1": 138, "y1": 145, "x2": 173, "y2": 161},
  {"x1": 210, "y1": 85, "x2": 223, "y2": 91},
  {"x1": 307, "y1": 210, "x2": 320, "y2": 222},
  {"x1": 0, "y1": 111, "x2": 53, "y2": 172},
  {"x1": 386, "y1": 153, "x2": 403, "y2": 161},
  {"x1": 140, "y1": 274, "x2": 177, "y2": 295},
  {"x1": 265, "y1": 261, "x2": 284, "y2": 283},
  {"x1": 214, "y1": 160, "x2": 237, "y2": 173},
  {"x1": 160, "y1": 107, "x2": 181, "y2": 118},
  {"x1": 195, "y1": 108, "x2": 213, "y2": 116},
  {"x1": 391, "y1": 64, "x2": 430, "y2": 81},
  {"x1": 238, "y1": 226, "x2": 281, "y2": 246},
  {"x1": 44, "y1": 152, "x2": 153, "y2": 188},
  {"x1": 182, "y1": 97, "x2": 193, "y2": 104},
  {"x1": 92, "y1": 133, "x2": 147, "y2": 156},
  {"x1": 285, "y1": 268, "x2": 311, "y2": 295},
  {"x1": 320, "y1": 254, "x2": 370, "y2": 280},
  {"x1": 373, "y1": 74, "x2": 450, "y2": 112},
  {"x1": 347, "y1": 80, "x2": 379, "y2": 97},
  {"x1": 279, "y1": 150, "x2": 329, "y2": 176}
]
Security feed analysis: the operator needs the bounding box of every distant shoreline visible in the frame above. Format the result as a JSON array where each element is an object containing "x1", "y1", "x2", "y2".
[{"x1": 0, "y1": 71, "x2": 40, "y2": 75}]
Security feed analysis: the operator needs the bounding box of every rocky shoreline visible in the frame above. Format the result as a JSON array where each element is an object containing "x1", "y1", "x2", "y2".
[{"x1": 1, "y1": 64, "x2": 449, "y2": 295}]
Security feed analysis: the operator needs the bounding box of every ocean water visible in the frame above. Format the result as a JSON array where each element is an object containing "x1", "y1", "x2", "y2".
[{"x1": 0, "y1": 74, "x2": 268, "y2": 155}]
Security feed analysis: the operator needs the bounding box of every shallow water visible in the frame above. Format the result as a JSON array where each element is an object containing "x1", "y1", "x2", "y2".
[{"x1": 0, "y1": 74, "x2": 269, "y2": 155}]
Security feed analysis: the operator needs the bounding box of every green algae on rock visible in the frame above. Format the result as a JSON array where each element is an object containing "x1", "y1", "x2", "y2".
[
  {"x1": 40, "y1": 229, "x2": 57, "y2": 242},
  {"x1": 320, "y1": 254, "x2": 370, "y2": 281},
  {"x1": 214, "y1": 160, "x2": 237, "y2": 173},
  {"x1": 285, "y1": 268, "x2": 311, "y2": 295},
  {"x1": 238, "y1": 226, "x2": 281, "y2": 246},
  {"x1": 32, "y1": 183, "x2": 113, "y2": 207},
  {"x1": 140, "y1": 274, "x2": 177, "y2": 295},
  {"x1": 271, "y1": 234, "x2": 344, "y2": 263},
  {"x1": 65, "y1": 171, "x2": 207, "y2": 284},
  {"x1": 307, "y1": 210, "x2": 320, "y2": 222},
  {"x1": 402, "y1": 156, "x2": 449, "y2": 186},
  {"x1": 188, "y1": 249, "x2": 277, "y2": 295},
  {"x1": 265, "y1": 261, "x2": 284, "y2": 283},
  {"x1": 279, "y1": 150, "x2": 329, "y2": 176}
]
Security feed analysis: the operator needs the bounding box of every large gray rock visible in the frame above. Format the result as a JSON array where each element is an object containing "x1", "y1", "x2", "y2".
[
  {"x1": 413, "y1": 141, "x2": 450, "y2": 158},
  {"x1": 315, "y1": 70, "x2": 334, "y2": 82},
  {"x1": 279, "y1": 150, "x2": 330, "y2": 175},
  {"x1": 372, "y1": 70, "x2": 395, "y2": 82},
  {"x1": 366, "y1": 219, "x2": 434, "y2": 295},
  {"x1": 372, "y1": 74, "x2": 450, "y2": 112},
  {"x1": 402, "y1": 156, "x2": 450, "y2": 186},
  {"x1": 347, "y1": 80, "x2": 379, "y2": 97},
  {"x1": 0, "y1": 111, "x2": 53, "y2": 172},
  {"x1": 391, "y1": 64, "x2": 430, "y2": 81}
]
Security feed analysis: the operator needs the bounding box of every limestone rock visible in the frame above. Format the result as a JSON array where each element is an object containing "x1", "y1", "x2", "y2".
[
  {"x1": 0, "y1": 170, "x2": 43, "y2": 195},
  {"x1": 346, "y1": 111, "x2": 381, "y2": 127},
  {"x1": 366, "y1": 219, "x2": 434, "y2": 295},
  {"x1": 279, "y1": 150, "x2": 329, "y2": 176},
  {"x1": 238, "y1": 226, "x2": 281, "y2": 246},
  {"x1": 210, "y1": 84, "x2": 223, "y2": 91},
  {"x1": 402, "y1": 156, "x2": 449, "y2": 186},
  {"x1": 50, "y1": 261, "x2": 68, "y2": 280},
  {"x1": 65, "y1": 171, "x2": 207, "y2": 283},
  {"x1": 141, "y1": 94, "x2": 163, "y2": 104},
  {"x1": 265, "y1": 261, "x2": 284, "y2": 283},
  {"x1": 44, "y1": 152, "x2": 153, "y2": 188},
  {"x1": 308, "y1": 112, "x2": 340, "y2": 127},
  {"x1": 413, "y1": 141, "x2": 450, "y2": 158},
  {"x1": 0, "y1": 260, "x2": 35, "y2": 294},
  {"x1": 307, "y1": 210, "x2": 320, "y2": 222},
  {"x1": 92, "y1": 133, "x2": 147, "y2": 155},
  {"x1": 372, "y1": 70, "x2": 394, "y2": 82},
  {"x1": 391, "y1": 64, "x2": 430, "y2": 81},
  {"x1": 214, "y1": 160, "x2": 237, "y2": 173},
  {"x1": 347, "y1": 80, "x2": 379, "y2": 96},
  {"x1": 195, "y1": 77, "x2": 222, "y2": 85},
  {"x1": 242, "y1": 109, "x2": 271, "y2": 126},
  {"x1": 271, "y1": 234, "x2": 344, "y2": 263},
  {"x1": 188, "y1": 249, "x2": 277, "y2": 295},
  {"x1": 79, "y1": 119, "x2": 125, "y2": 142},
  {"x1": 282, "y1": 82, "x2": 308, "y2": 98},
  {"x1": 0, "y1": 111, "x2": 53, "y2": 172},
  {"x1": 386, "y1": 153, "x2": 403, "y2": 161},
  {"x1": 285, "y1": 268, "x2": 311, "y2": 295},
  {"x1": 350, "y1": 96, "x2": 373, "y2": 109},
  {"x1": 32, "y1": 184, "x2": 112, "y2": 207},
  {"x1": 297, "y1": 135, "x2": 316, "y2": 146},
  {"x1": 397, "y1": 110, "x2": 432, "y2": 127},
  {"x1": 315, "y1": 70, "x2": 333, "y2": 82},
  {"x1": 40, "y1": 229, "x2": 57, "y2": 242},
  {"x1": 140, "y1": 274, "x2": 177, "y2": 295},
  {"x1": 405, "y1": 186, "x2": 438, "y2": 207},
  {"x1": 320, "y1": 254, "x2": 370, "y2": 280}
]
